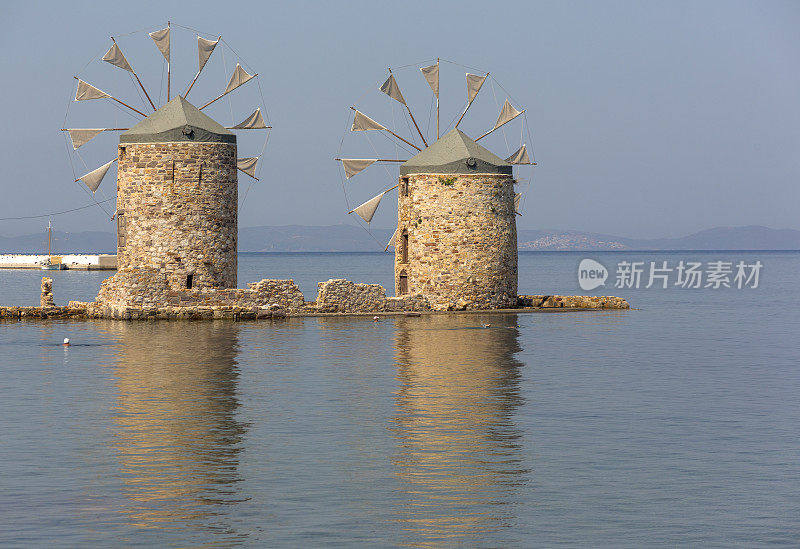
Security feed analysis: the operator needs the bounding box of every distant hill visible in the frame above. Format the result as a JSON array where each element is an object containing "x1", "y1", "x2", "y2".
[
  {"x1": 517, "y1": 226, "x2": 800, "y2": 251},
  {"x1": 0, "y1": 231, "x2": 115, "y2": 254},
  {"x1": 1, "y1": 225, "x2": 798, "y2": 253}
]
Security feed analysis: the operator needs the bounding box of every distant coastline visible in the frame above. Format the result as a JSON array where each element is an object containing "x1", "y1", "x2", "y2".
[{"x1": 1, "y1": 225, "x2": 798, "y2": 254}]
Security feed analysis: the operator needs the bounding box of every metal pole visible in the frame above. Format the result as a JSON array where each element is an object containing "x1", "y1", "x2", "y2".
[
  {"x1": 166, "y1": 21, "x2": 170, "y2": 102},
  {"x1": 455, "y1": 72, "x2": 489, "y2": 129},
  {"x1": 236, "y1": 167, "x2": 260, "y2": 181},
  {"x1": 436, "y1": 58, "x2": 440, "y2": 139},
  {"x1": 385, "y1": 128, "x2": 422, "y2": 151},
  {"x1": 388, "y1": 69, "x2": 427, "y2": 147},
  {"x1": 73, "y1": 77, "x2": 148, "y2": 117},
  {"x1": 112, "y1": 37, "x2": 156, "y2": 110},
  {"x1": 474, "y1": 110, "x2": 525, "y2": 142},
  {"x1": 348, "y1": 184, "x2": 400, "y2": 214},
  {"x1": 199, "y1": 73, "x2": 258, "y2": 111},
  {"x1": 185, "y1": 36, "x2": 221, "y2": 99},
  {"x1": 406, "y1": 105, "x2": 428, "y2": 147},
  {"x1": 334, "y1": 158, "x2": 407, "y2": 162}
]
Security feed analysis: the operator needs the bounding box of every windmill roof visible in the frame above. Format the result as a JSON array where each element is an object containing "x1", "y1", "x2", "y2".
[
  {"x1": 120, "y1": 96, "x2": 235, "y2": 144},
  {"x1": 400, "y1": 129, "x2": 512, "y2": 176}
]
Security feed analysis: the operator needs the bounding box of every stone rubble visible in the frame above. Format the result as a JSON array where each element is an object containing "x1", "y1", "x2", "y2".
[{"x1": 40, "y1": 277, "x2": 54, "y2": 308}]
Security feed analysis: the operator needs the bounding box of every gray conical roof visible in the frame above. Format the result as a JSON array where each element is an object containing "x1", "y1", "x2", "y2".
[
  {"x1": 120, "y1": 96, "x2": 235, "y2": 144},
  {"x1": 400, "y1": 129, "x2": 512, "y2": 176}
]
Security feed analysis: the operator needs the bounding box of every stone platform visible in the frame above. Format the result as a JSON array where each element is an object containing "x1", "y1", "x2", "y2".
[{"x1": 0, "y1": 276, "x2": 630, "y2": 321}]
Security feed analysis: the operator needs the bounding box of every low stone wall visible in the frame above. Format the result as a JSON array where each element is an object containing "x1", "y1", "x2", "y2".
[
  {"x1": 94, "y1": 268, "x2": 307, "y2": 318},
  {"x1": 315, "y1": 279, "x2": 429, "y2": 313},
  {"x1": 518, "y1": 295, "x2": 630, "y2": 309},
  {"x1": 1, "y1": 276, "x2": 631, "y2": 321}
]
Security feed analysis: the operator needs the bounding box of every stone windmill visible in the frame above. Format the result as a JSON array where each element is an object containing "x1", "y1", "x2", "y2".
[
  {"x1": 338, "y1": 60, "x2": 536, "y2": 310},
  {"x1": 62, "y1": 24, "x2": 270, "y2": 294}
]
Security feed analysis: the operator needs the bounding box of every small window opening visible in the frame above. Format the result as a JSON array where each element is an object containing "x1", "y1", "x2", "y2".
[
  {"x1": 401, "y1": 229, "x2": 409, "y2": 263},
  {"x1": 401, "y1": 177, "x2": 409, "y2": 197},
  {"x1": 399, "y1": 270, "x2": 408, "y2": 295},
  {"x1": 186, "y1": 274, "x2": 193, "y2": 289},
  {"x1": 116, "y1": 214, "x2": 126, "y2": 249}
]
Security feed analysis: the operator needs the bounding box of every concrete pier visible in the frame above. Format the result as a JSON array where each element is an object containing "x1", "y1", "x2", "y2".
[{"x1": 0, "y1": 254, "x2": 117, "y2": 270}]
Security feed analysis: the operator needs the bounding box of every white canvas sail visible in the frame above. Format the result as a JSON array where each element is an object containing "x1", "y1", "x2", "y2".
[
  {"x1": 352, "y1": 191, "x2": 386, "y2": 224},
  {"x1": 379, "y1": 74, "x2": 406, "y2": 106},
  {"x1": 237, "y1": 157, "x2": 259, "y2": 178},
  {"x1": 232, "y1": 108, "x2": 267, "y2": 129},
  {"x1": 351, "y1": 110, "x2": 385, "y2": 131},
  {"x1": 67, "y1": 129, "x2": 104, "y2": 150},
  {"x1": 506, "y1": 144, "x2": 531, "y2": 165},
  {"x1": 385, "y1": 227, "x2": 398, "y2": 250},
  {"x1": 493, "y1": 99, "x2": 523, "y2": 130},
  {"x1": 420, "y1": 63, "x2": 439, "y2": 97},
  {"x1": 102, "y1": 43, "x2": 133, "y2": 72},
  {"x1": 75, "y1": 79, "x2": 110, "y2": 101},
  {"x1": 341, "y1": 159, "x2": 377, "y2": 179},
  {"x1": 466, "y1": 73, "x2": 487, "y2": 105},
  {"x1": 78, "y1": 159, "x2": 116, "y2": 193},
  {"x1": 149, "y1": 27, "x2": 170, "y2": 63},
  {"x1": 198, "y1": 36, "x2": 219, "y2": 71},
  {"x1": 224, "y1": 64, "x2": 255, "y2": 95}
]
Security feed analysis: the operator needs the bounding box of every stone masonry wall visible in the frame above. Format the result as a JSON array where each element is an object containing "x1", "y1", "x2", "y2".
[
  {"x1": 396, "y1": 173, "x2": 518, "y2": 311},
  {"x1": 315, "y1": 278, "x2": 429, "y2": 313},
  {"x1": 116, "y1": 141, "x2": 237, "y2": 291},
  {"x1": 40, "y1": 277, "x2": 54, "y2": 307},
  {"x1": 94, "y1": 268, "x2": 305, "y2": 315}
]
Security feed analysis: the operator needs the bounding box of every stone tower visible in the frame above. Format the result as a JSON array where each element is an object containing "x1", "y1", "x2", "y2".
[
  {"x1": 395, "y1": 129, "x2": 518, "y2": 310},
  {"x1": 116, "y1": 96, "x2": 238, "y2": 290}
]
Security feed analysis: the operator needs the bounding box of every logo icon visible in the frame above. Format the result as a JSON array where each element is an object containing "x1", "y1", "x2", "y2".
[{"x1": 578, "y1": 258, "x2": 608, "y2": 291}]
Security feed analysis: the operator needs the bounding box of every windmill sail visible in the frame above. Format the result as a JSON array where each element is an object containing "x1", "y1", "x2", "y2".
[
  {"x1": 102, "y1": 43, "x2": 133, "y2": 72},
  {"x1": 466, "y1": 73, "x2": 487, "y2": 105},
  {"x1": 198, "y1": 36, "x2": 219, "y2": 71},
  {"x1": 149, "y1": 27, "x2": 170, "y2": 63},
  {"x1": 506, "y1": 144, "x2": 531, "y2": 165},
  {"x1": 237, "y1": 157, "x2": 259, "y2": 178},
  {"x1": 351, "y1": 110, "x2": 385, "y2": 131},
  {"x1": 67, "y1": 129, "x2": 104, "y2": 150},
  {"x1": 75, "y1": 79, "x2": 110, "y2": 101},
  {"x1": 385, "y1": 227, "x2": 398, "y2": 250},
  {"x1": 352, "y1": 191, "x2": 386, "y2": 224},
  {"x1": 224, "y1": 64, "x2": 255, "y2": 95},
  {"x1": 514, "y1": 193, "x2": 522, "y2": 214},
  {"x1": 492, "y1": 99, "x2": 523, "y2": 130},
  {"x1": 232, "y1": 108, "x2": 267, "y2": 129},
  {"x1": 379, "y1": 74, "x2": 406, "y2": 106},
  {"x1": 341, "y1": 159, "x2": 377, "y2": 179},
  {"x1": 420, "y1": 63, "x2": 439, "y2": 98},
  {"x1": 78, "y1": 159, "x2": 116, "y2": 193}
]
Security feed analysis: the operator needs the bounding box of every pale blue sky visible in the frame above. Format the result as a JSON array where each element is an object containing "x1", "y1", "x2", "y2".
[{"x1": 1, "y1": 0, "x2": 798, "y2": 238}]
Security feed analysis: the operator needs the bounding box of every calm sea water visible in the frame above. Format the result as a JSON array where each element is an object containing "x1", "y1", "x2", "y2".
[{"x1": 1, "y1": 251, "x2": 799, "y2": 547}]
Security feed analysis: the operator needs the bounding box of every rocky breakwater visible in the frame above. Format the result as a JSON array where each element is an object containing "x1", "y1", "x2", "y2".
[
  {"x1": 0, "y1": 276, "x2": 632, "y2": 321},
  {"x1": 518, "y1": 295, "x2": 630, "y2": 309}
]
